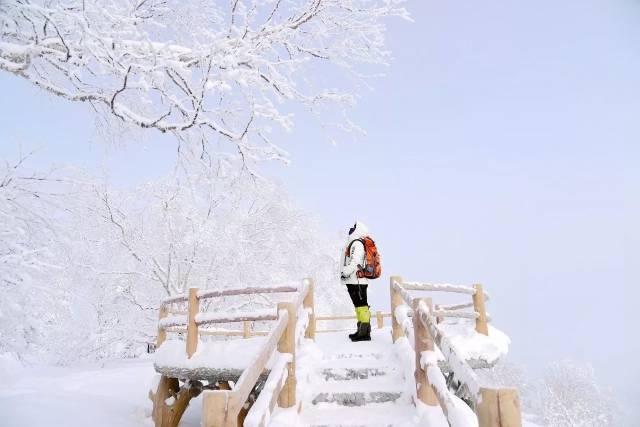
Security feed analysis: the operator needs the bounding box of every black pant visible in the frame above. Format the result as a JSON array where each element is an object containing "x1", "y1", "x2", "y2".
[{"x1": 346, "y1": 284, "x2": 368, "y2": 307}]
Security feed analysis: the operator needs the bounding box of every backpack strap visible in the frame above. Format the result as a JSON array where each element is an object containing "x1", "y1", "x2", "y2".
[{"x1": 347, "y1": 238, "x2": 365, "y2": 255}]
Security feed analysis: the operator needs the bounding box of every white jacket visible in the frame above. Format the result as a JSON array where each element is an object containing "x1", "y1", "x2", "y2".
[{"x1": 340, "y1": 221, "x2": 370, "y2": 286}]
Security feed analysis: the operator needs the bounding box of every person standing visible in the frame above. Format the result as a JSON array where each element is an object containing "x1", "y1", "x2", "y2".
[{"x1": 340, "y1": 221, "x2": 381, "y2": 342}]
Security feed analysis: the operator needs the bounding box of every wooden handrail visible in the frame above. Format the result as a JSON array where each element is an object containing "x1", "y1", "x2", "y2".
[
  {"x1": 315, "y1": 312, "x2": 391, "y2": 321},
  {"x1": 398, "y1": 281, "x2": 491, "y2": 301},
  {"x1": 198, "y1": 285, "x2": 300, "y2": 301},
  {"x1": 235, "y1": 310, "x2": 289, "y2": 406},
  {"x1": 161, "y1": 284, "x2": 301, "y2": 306},
  {"x1": 196, "y1": 311, "x2": 278, "y2": 327}
]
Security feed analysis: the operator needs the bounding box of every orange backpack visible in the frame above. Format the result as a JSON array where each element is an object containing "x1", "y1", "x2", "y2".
[{"x1": 347, "y1": 237, "x2": 382, "y2": 279}]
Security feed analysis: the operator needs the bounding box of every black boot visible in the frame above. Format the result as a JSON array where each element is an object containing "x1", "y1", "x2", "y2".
[
  {"x1": 349, "y1": 322, "x2": 371, "y2": 342},
  {"x1": 348, "y1": 322, "x2": 361, "y2": 340}
]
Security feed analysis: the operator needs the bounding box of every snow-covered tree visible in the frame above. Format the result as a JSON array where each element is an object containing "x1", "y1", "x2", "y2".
[
  {"x1": 0, "y1": 150, "x2": 72, "y2": 363},
  {"x1": 62, "y1": 162, "x2": 347, "y2": 361},
  {"x1": 539, "y1": 360, "x2": 617, "y2": 427},
  {"x1": 1, "y1": 0, "x2": 408, "y2": 165},
  {"x1": 0, "y1": 152, "x2": 347, "y2": 363}
]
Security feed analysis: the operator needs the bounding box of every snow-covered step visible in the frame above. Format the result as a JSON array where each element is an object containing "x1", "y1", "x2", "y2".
[
  {"x1": 302, "y1": 401, "x2": 417, "y2": 427},
  {"x1": 311, "y1": 374, "x2": 407, "y2": 395},
  {"x1": 311, "y1": 390, "x2": 406, "y2": 406},
  {"x1": 319, "y1": 365, "x2": 401, "y2": 382},
  {"x1": 320, "y1": 351, "x2": 388, "y2": 361}
]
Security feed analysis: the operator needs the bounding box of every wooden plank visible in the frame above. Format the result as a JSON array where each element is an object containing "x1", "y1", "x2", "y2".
[
  {"x1": 277, "y1": 302, "x2": 297, "y2": 408},
  {"x1": 186, "y1": 288, "x2": 199, "y2": 358},
  {"x1": 234, "y1": 312, "x2": 288, "y2": 407},
  {"x1": 412, "y1": 298, "x2": 439, "y2": 406},
  {"x1": 376, "y1": 311, "x2": 384, "y2": 329},
  {"x1": 473, "y1": 284, "x2": 489, "y2": 335}
]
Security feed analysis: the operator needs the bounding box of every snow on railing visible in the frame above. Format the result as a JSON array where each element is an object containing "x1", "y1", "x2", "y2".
[
  {"x1": 159, "y1": 314, "x2": 187, "y2": 329},
  {"x1": 401, "y1": 281, "x2": 476, "y2": 295},
  {"x1": 198, "y1": 284, "x2": 300, "y2": 301},
  {"x1": 244, "y1": 352, "x2": 292, "y2": 427},
  {"x1": 432, "y1": 309, "x2": 479, "y2": 320},
  {"x1": 392, "y1": 277, "x2": 490, "y2": 335},
  {"x1": 420, "y1": 351, "x2": 479, "y2": 427},
  {"x1": 400, "y1": 281, "x2": 491, "y2": 302},
  {"x1": 161, "y1": 283, "x2": 301, "y2": 306},
  {"x1": 195, "y1": 309, "x2": 278, "y2": 327},
  {"x1": 416, "y1": 300, "x2": 481, "y2": 400},
  {"x1": 437, "y1": 301, "x2": 475, "y2": 311}
]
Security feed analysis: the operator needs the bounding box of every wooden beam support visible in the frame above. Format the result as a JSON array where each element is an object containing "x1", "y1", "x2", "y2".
[
  {"x1": 476, "y1": 387, "x2": 522, "y2": 427},
  {"x1": 243, "y1": 321, "x2": 251, "y2": 339},
  {"x1": 376, "y1": 310, "x2": 384, "y2": 329},
  {"x1": 186, "y1": 287, "x2": 200, "y2": 358},
  {"x1": 303, "y1": 278, "x2": 316, "y2": 340},
  {"x1": 202, "y1": 390, "x2": 240, "y2": 427},
  {"x1": 277, "y1": 302, "x2": 297, "y2": 408},
  {"x1": 473, "y1": 283, "x2": 489, "y2": 335},
  {"x1": 390, "y1": 276, "x2": 404, "y2": 342},
  {"x1": 412, "y1": 298, "x2": 439, "y2": 407}
]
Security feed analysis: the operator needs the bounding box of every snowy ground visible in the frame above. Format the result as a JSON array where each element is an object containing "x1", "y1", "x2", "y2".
[
  {"x1": 0, "y1": 355, "x2": 182, "y2": 427},
  {"x1": 0, "y1": 333, "x2": 541, "y2": 427}
]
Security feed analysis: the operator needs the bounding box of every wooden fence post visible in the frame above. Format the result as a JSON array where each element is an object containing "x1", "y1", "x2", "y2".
[
  {"x1": 376, "y1": 310, "x2": 384, "y2": 329},
  {"x1": 476, "y1": 387, "x2": 522, "y2": 427},
  {"x1": 157, "y1": 304, "x2": 168, "y2": 347},
  {"x1": 277, "y1": 302, "x2": 297, "y2": 408},
  {"x1": 203, "y1": 390, "x2": 239, "y2": 427},
  {"x1": 412, "y1": 298, "x2": 439, "y2": 407},
  {"x1": 243, "y1": 321, "x2": 251, "y2": 339},
  {"x1": 390, "y1": 276, "x2": 404, "y2": 342},
  {"x1": 303, "y1": 278, "x2": 316, "y2": 340},
  {"x1": 472, "y1": 283, "x2": 489, "y2": 336},
  {"x1": 186, "y1": 287, "x2": 200, "y2": 358}
]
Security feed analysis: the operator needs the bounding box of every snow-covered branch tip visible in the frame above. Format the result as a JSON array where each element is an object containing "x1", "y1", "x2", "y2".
[{"x1": 1, "y1": 0, "x2": 409, "y2": 165}]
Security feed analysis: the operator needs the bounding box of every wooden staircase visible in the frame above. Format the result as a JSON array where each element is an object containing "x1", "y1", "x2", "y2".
[{"x1": 300, "y1": 329, "x2": 431, "y2": 427}]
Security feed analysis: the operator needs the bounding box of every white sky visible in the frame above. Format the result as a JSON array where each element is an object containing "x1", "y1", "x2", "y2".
[{"x1": 1, "y1": 0, "x2": 638, "y2": 422}]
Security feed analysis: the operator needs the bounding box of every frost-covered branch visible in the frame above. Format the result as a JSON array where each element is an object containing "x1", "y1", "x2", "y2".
[{"x1": 1, "y1": 0, "x2": 409, "y2": 164}]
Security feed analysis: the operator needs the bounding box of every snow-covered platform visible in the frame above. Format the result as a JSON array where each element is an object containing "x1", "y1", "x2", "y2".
[{"x1": 153, "y1": 337, "x2": 274, "y2": 382}]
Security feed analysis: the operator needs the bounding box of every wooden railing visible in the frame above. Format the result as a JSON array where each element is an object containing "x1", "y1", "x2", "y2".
[
  {"x1": 152, "y1": 276, "x2": 521, "y2": 427},
  {"x1": 151, "y1": 279, "x2": 315, "y2": 427},
  {"x1": 314, "y1": 311, "x2": 392, "y2": 333},
  {"x1": 390, "y1": 276, "x2": 522, "y2": 427}
]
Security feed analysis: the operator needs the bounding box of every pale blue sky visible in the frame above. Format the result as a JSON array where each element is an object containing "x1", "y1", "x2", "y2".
[{"x1": 1, "y1": 0, "x2": 638, "y2": 421}]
